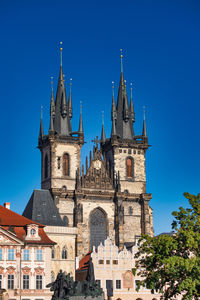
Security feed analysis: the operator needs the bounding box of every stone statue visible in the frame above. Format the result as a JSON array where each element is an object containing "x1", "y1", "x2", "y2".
[{"x1": 47, "y1": 258, "x2": 103, "y2": 299}]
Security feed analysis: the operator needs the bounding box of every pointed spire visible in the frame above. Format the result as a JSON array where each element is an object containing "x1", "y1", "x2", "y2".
[
  {"x1": 101, "y1": 111, "x2": 106, "y2": 143},
  {"x1": 79, "y1": 101, "x2": 83, "y2": 133},
  {"x1": 111, "y1": 81, "x2": 117, "y2": 121},
  {"x1": 142, "y1": 106, "x2": 147, "y2": 137},
  {"x1": 61, "y1": 75, "x2": 67, "y2": 117},
  {"x1": 120, "y1": 49, "x2": 123, "y2": 73},
  {"x1": 130, "y1": 83, "x2": 135, "y2": 123},
  {"x1": 86, "y1": 156, "x2": 88, "y2": 171},
  {"x1": 39, "y1": 106, "x2": 44, "y2": 139},
  {"x1": 49, "y1": 77, "x2": 55, "y2": 133},
  {"x1": 60, "y1": 42, "x2": 63, "y2": 67},
  {"x1": 123, "y1": 86, "x2": 130, "y2": 122},
  {"x1": 68, "y1": 78, "x2": 72, "y2": 119},
  {"x1": 111, "y1": 118, "x2": 117, "y2": 137}
]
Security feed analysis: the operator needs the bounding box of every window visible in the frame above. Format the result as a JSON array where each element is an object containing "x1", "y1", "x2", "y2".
[
  {"x1": 30, "y1": 228, "x2": 36, "y2": 235},
  {"x1": 57, "y1": 157, "x2": 61, "y2": 169},
  {"x1": 63, "y1": 153, "x2": 69, "y2": 176},
  {"x1": 126, "y1": 157, "x2": 133, "y2": 178},
  {"x1": 8, "y1": 249, "x2": 14, "y2": 260},
  {"x1": 129, "y1": 206, "x2": 133, "y2": 215},
  {"x1": 51, "y1": 247, "x2": 55, "y2": 259},
  {"x1": 36, "y1": 275, "x2": 42, "y2": 290},
  {"x1": 23, "y1": 249, "x2": 29, "y2": 261},
  {"x1": 113, "y1": 260, "x2": 118, "y2": 265},
  {"x1": 63, "y1": 216, "x2": 69, "y2": 227},
  {"x1": 0, "y1": 248, "x2": 2, "y2": 260},
  {"x1": 8, "y1": 274, "x2": 14, "y2": 289},
  {"x1": 62, "y1": 247, "x2": 67, "y2": 259},
  {"x1": 106, "y1": 260, "x2": 110, "y2": 264},
  {"x1": 44, "y1": 154, "x2": 48, "y2": 178},
  {"x1": 98, "y1": 260, "x2": 104, "y2": 264},
  {"x1": 0, "y1": 274, "x2": 2, "y2": 289},
  {"x1": 96, "y1": 280, "x2": 101, "y2": 287},
  {"x1": 36, "y1": 249, "x2": 42, "y2": 261},
  {"x1": 51, "y1": 272, "x2": 55, "y2": 283},
  {"x1": 23, "y1": 275, "x2": 29, "y2": 289},
  {"x1": 116, "y1": 280, "x2": 121, "y2": 289}
]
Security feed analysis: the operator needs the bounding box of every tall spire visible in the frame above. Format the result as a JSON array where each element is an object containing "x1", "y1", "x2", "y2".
[
  {"x1": 142, "y1": 106, "x2": 147, "y2": 138},
  {"x1": 39, "y1": 106, "x2": 44, "y2": 139},
  {"x1": 111, "y1": 118, "x2": 117, "y2": 137},
  {"x1": 123, "y1": 82, "x2": 129, "y2": 122},
  {"x1": 61, "y1": 74, "x2": 67, "y2": 117},
  {"x1": 120, "y1": 49, "x2": 123, "y2": 73},
  {"x1": 49, "y1": 77, "x2": 55, "y2": 132},
  {"x1": 111, "y1": 81, "x2": 117, "y2": 121},
  {"x1": 79, "y1": 101, "x2": 83, "y2": 133},
  {"x1": 68, "y1": 78, "x2": 72, "y2": 119},
  {"x1": 101, "y1": 111, "x2": 106, "y2": 143},
  {"x1": 130, "y1": 83, "x2": 135, "y2": 123}
]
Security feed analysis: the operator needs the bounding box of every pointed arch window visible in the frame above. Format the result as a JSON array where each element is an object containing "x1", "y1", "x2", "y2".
[
  {"x1": 126, "y1": 157, "x2": 134, "y2": 178},
  {"x1": 63, "y1": 216, "x2": 69, "y2": 227},
  {"x1": 44, "y1": 154, "x2": 48, "y2": 178},
  {"x1": 63, "y1": 153, "x2": 70, "y2": 176},
  {"x1": 51, "y1": 247, "x2": 55, "y2": 259},
  {"x1": 62, "y1": 247, "x2": 67, "y2": 259}
]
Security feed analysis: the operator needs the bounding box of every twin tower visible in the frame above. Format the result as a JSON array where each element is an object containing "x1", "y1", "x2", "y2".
[{"x1": 38, "y1": 46, "x2": 153, "y2": 257}]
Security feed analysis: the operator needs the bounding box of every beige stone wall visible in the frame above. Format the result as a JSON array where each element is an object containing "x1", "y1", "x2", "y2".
[
  {"x1": 123, "y1": 201, "x2": 142, "y2": 241},
  {"x1": 44, "y1": 226, "x2": 77, "y2": 278},
  {"x1": 57, "y1": 198, "x2": 74, "y2": 227},
  {"x1": 77, "y1": 200, "x2": 115, "y2": 257},
  {"x1": 90, "y1": 238, "x2": 160, "y2": 300}
]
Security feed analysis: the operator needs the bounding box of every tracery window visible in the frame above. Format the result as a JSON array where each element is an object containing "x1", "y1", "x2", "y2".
[
  {"x1": 126, "y1": 157, "x2": 134, "y2": 178},
  {"x1": 63, "y1": 153, "x2": 70, "y2": 176},
  {"x1": 44, "y1": 154, "x2": 48, "y2": 178}
]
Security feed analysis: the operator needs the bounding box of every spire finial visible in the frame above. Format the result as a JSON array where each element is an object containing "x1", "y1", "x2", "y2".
[
  {"x1": 102, "y1": 110, "x2": 104, "y2": 125},
  {"x1": 41, "y1": 105, "x2": 43, "y2": 119},
  {"x1": 80, "y1": 100, "x2": 82, "y2": 114},
  {"x1": 130, "y1": 82, "x2": 133, "y2": 99},
  {"x1": 112, "y1": 81, "x2": 115, "y2": 97},
  {"x1": 51, "y1": 77, "x2": 54, "y2": 91},
  {"x1": 120, "y1": 49, "x2": 123, "y2": 73},
  {"x1": 60, "y1": 41, "x2": 63, "y2": 67},
  {"x1": 143, "y1": 105, "x2": 146, "y2": 121},
  {"x1": 70, "y1": 78, "x2": 72, "y2": 91}
]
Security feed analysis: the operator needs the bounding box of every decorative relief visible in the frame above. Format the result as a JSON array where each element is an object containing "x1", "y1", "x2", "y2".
[{"x1": 122, "y1": 270, "x2": 133, "y2": 288}]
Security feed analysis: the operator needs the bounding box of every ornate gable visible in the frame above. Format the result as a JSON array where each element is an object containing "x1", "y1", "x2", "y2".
[
  {"x1": 0, "y1": 228, "x2": 23, "y2": 246},
  {"x1": 77, "y1": 139, "x2": 114, "y2": 190}
]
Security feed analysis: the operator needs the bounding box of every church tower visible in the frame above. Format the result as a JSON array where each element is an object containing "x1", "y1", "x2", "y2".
[
  {"x1": 101, "y1": 51, "x2": 153, "y2": 247},
  {"x1": 38, "y1": 43, "x2": 84, "y2": 226}
]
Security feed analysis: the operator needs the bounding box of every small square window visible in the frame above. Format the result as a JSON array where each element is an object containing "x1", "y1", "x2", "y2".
[
  {"x1": 96, "y1": 280, "x2": 101, "y2": 287},
  {"x1": 134, "y1": 150, "x2": 136, "y2": 154},
  {"x1": 128, "y1": 149, "x2": 131, "y2": 154},
  {"x1": 123, "y1": 150, "x2": 127, "y2": 153},
  {"x1": 119, "y1": 149, "x2": 122, "y2": 153},
  {"x1": 113, "y1": 260, "x2": 118, "y2": 265},
  {"x1": 116, "y1": 279, "x2": 121, "y2": 289},
  {"x1": 106, "y1": 260, "x2": 110, "y2": 264},
  {"x1": 98, "y1": 260, "x2": 104, "y2": 264}
]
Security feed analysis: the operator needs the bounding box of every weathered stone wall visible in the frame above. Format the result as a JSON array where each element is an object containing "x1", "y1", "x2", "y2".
[
  {"x1": 77, "y1": 199, "x2": 115, "y2": 257},
  {"x1": 44, "y1": 226, "x2": 78, "y2": 278}
]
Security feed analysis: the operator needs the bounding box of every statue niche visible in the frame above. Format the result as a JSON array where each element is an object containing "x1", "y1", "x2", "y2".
[{"x1": 90, "y1": 208, "x2": 107, "y2": 250}]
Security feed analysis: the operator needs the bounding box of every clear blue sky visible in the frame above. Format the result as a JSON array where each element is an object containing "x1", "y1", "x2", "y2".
[{"x1": 0, "y1": 0, "x2": 200, "y2": 235}]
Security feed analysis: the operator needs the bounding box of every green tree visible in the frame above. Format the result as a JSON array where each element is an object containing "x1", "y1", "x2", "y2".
[{"x1": 133, "y1": 193, "x2": 200, "y2": 300}]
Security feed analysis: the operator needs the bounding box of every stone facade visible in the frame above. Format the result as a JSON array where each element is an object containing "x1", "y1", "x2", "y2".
[{"x1": 44, "y1": 225, "x2": 78, "y2": 278}]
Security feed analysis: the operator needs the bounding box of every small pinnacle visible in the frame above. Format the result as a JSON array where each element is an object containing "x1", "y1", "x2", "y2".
[
  {"x1": 112, "y1": 81, "x2": 114, "y2": 97},
  {"x1": 51, "y1": 76, "x2": 54, "y2": 91},
  {"x1": 120, "y1": 49, "x2": 123, "y2": 73},
  {"x1": 41, "y1": 105, "x2": 43, "y2": 119},
  {"x1": 143, "y1": 105, "x2": 146, "y2": 120},
  {"x1": 80, "y1": 101, "x2": 82, "y2": 114},
  {"x1": 130, "y1": 82, "x2": 133, "y2": 98},
  {"x1": 102, "y1": 111, "x2": 104, "y2": 125},
  {"x1": 70, "y1": 78, "x2": 72, "y2": 91}
]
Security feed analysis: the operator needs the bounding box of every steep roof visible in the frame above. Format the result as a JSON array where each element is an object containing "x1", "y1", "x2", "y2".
[
  {"x1": 23, "y1": 189, "x2": 64, "y2": 226},
  {"x1": 0, "y1": 205, "x2": 55, "y2": 245}
]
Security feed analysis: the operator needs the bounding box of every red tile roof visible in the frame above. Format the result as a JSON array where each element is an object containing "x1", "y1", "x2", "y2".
[
  {"x1": 0, "y1": 205, "x2": 55, "y2": 245},
  {"x1": 78, "y1": 251, "x2": 92, "y2": 271}
]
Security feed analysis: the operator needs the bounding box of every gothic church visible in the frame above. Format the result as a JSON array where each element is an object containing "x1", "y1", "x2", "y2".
[{"x1": 23, "y1": 47, "x2": 154, "y2": 258}]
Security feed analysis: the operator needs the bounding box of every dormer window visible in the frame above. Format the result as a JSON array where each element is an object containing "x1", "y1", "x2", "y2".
[{"x1": 30, "y1": 228, "x2": 36, "y2": 236}]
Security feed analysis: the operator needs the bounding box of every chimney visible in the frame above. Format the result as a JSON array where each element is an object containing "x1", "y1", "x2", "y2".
[{"x1": 4, "y1": 202, "x2": 10, "y2": 210}]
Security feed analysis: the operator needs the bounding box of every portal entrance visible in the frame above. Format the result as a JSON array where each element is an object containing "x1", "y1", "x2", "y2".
[{"x1": 90, "y1": 208, "x2": 107, "y2": 250}]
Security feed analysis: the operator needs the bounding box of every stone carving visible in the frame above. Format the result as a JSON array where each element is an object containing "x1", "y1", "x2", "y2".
[{"x1": 47, "y1": 258, "x2": 103, "y2": 299}]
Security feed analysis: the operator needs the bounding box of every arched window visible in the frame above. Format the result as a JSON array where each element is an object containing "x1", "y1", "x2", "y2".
[
  {"x1": 63, "y1": 216, "x2": 69, "y2": 227},
  {"x1": 90, "y1": 208, "x2": 107, "y2": 250},
  {"x1": 63, "y1": 153, "x2": 69, "y2": 176},
  {"x1": 44, "y1": 154, "x2": 48, "y2": 178},
  {"x1": 126, "y1": 157, "x2": 134, "y2": 178},
  {"x1": 62, "y1": 247, "x2": 67, "y2": 259},
  {"x1": 129, "y1": 206, "x2": 133, "y2": 215},
  {"x1": 51, "y1": 247, "x2": 55, "y2": 259}
]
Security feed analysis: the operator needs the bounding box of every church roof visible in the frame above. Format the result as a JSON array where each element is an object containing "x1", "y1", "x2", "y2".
[{"x1": 23, "y1": 189, "x2": 64, "y2": 226}]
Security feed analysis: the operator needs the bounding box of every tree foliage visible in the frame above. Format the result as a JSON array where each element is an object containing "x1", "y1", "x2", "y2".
[{"x1": 133, "y1": 193, "x2": 200, "y2": 300}]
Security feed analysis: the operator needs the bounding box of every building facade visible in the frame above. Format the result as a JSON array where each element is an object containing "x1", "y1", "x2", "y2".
[
  {"x1": 76, "y1": 237, "x2": 160, "y2": 300},
  {"x1": 0, "y1": 203, "x2": 54, "y2": 300},
  {"x1": 23, "y1": 47, "x2": 154, "y2": 269}
]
